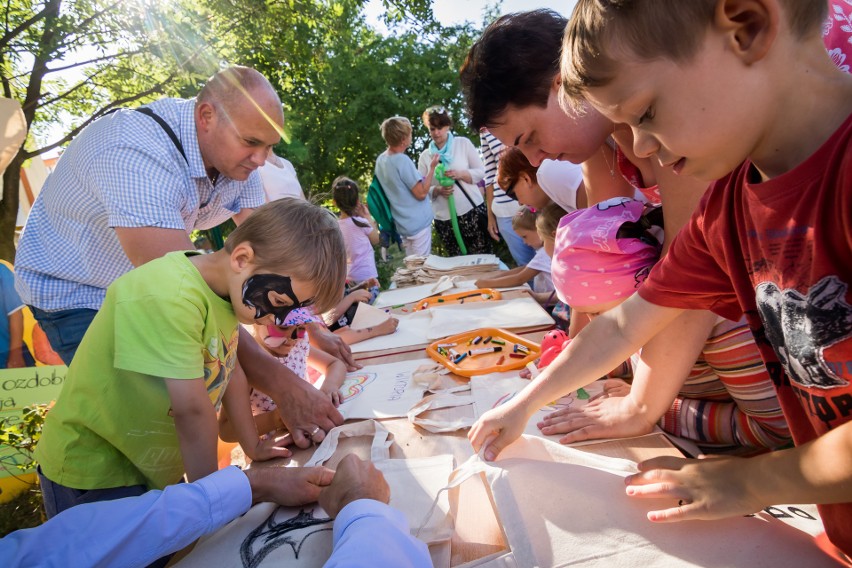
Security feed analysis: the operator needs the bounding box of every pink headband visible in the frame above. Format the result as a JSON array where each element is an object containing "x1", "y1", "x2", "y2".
[
  {"x1": 551, "y1": 197, "x2": 661, "y2": 308},
  {"x1": 266, "y1": 307, "x2": 318, "y2": 336}
]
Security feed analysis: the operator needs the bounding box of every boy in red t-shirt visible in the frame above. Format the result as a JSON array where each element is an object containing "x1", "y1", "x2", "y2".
[{"x1": 469, "y1": 0, "x2": 852, "y2": 556}]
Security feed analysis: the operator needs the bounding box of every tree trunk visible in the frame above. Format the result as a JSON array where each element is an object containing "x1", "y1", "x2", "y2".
[{"x1": 0, "y1": 153, "x2": 24, "y2": 262}]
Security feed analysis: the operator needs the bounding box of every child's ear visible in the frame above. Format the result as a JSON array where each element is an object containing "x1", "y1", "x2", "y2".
[
  {"x1": 715, "y1": 0, "x2": 778, "y2": 65},
  {"x1": 229, "y1": 243, "x2": 255, "y2": 272}
]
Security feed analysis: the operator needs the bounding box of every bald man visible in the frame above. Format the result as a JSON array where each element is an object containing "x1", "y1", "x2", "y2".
[{"x1": 15, "y1": 66, "x2": 346, "y2": 446}]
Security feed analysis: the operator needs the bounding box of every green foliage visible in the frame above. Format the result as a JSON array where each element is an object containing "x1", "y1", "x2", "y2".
[
  {"x1": 0, "y1": 403, "x2": 49, "y2": 474},
  {"x1": 194, "y1": 0, "x2": 481, "y2": 197}
]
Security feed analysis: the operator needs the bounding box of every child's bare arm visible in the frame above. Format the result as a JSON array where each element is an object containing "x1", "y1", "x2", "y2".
[
  {"x1": 308, "y1": 348, "x2": 347, "y2": 406},
  {"x1": 474, "y1": 266, "x2": 524, "y2": 288},
  {"x1": 469, "y1": 294, "x2": 685, "y2": 461},
  {"x1": 538, "y1": 310, "x2": 717, "y2": 443},
  {"x1": 221, "y1": 363, "x2": 292, "y2": 463},
  {"x1": 165, "y1": 377, "x2": 219, "y2": 482},
  {"x1": 332, "y1": 317, "x2": 399, "y2": 345},
  {"x1": 475, "y1": 266, "x2": 538, "y2": 289}
]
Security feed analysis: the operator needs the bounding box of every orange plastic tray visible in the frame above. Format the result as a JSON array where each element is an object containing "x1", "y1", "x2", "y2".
[
  {"x1": 426, "y1": 327, "x2": 540, "y2": 377},
  {"x1": 412, "y1": 288, "x2": 502, "y2": 311}
]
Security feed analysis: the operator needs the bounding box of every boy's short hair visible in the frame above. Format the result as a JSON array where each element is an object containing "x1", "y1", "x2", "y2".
[
  {"x1": 422, "y1": 106, "x2": 454, "y2": 130},
  {"x1": 497, "y1": 146, "x2": 537, "y2": 197},
  {"x1": 535, "y1": 202, "x2": 568, "y2": 238},
  {"x1": 380, "y1": 116, "x2": 412, "y2": 147},
  {"x1": 511, "y1": 206, "x2": 538, "y2": 232},
  {"x1": 225, "y1": 199, "x2": 346, "y2": 314},
  {"x1": 459, "y1": 9, "x2": 567, "y2": 130},
  {"x1": 561, "y1": 0, "x2": 828, "y2": 109}
]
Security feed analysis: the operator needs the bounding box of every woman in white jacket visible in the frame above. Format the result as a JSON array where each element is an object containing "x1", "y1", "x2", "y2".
[{"x1": 418, "y1": 106, "x2": 490, "y2": 255}]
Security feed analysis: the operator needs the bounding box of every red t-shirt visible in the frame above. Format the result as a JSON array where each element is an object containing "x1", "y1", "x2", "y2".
[{"x1": 640, "y1": 111, "x2": 852, "y2": 554}]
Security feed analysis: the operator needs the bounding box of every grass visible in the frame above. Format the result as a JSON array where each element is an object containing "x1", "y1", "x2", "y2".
[{"x1": 0, "y1": 485, "x2": 44, "y2": 537}]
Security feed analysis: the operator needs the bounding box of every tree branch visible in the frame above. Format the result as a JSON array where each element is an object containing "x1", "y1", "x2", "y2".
[
  {"x1": 35, "y1": 67, "x2": 107, "y2": 109},
  {"x1": 0, "y1": 2, "x2": 59, "y2": 52},
  {"x1": 25, "y1": 74, "x2": 176, "y2": 158},
  {"x1": 45, "y1": 48, "x2": 144, "y2": 74}
]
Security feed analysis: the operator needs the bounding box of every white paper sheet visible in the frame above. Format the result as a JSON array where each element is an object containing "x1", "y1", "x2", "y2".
[
  {"x1": 373, "y1": 280, "x2": 456, "y2": 308},
  {"x1": 426, "y1": 297, "x2": 554, "y2": 339},
  {"x1": 349, "y1": 310, "x2": 432, "y2": 353},
  {"x1": 335, "y1": 358, "x2": 433, "y2": 419},
  {"x1": 349, "y1": 302, "x2": 391, "y2": 330},
  {"x1": 480, "y1": 436, "x2": 834, "y2": 568},
  {"x1": 423, "y1": 254, "x2": 500, "y2": 270}
]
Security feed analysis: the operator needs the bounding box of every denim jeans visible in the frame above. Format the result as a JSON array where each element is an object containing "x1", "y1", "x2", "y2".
[
  {"x1": 496, "y1": 215, "x2": 536, "y2": 266},
  {"x1": 38, "y1": 466, "x2": 148, "y2": 519},
  {"x1": 28, "y1": 306, "x2": 97, "y2": 365}
]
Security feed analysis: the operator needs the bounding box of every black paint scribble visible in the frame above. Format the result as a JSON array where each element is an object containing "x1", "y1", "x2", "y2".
[
  {"x1": 756, "y1": 275, "x2": 852, "y2": 389},
  {"x1": 239, "y1": 508, "x2": 333, "y2": 568}
]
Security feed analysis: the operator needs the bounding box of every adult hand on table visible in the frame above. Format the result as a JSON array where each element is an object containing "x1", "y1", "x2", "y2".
[
  {"x1": 308, "y1": 322, "x2": 361, "y2": 371},
  {"x1": 468, "y1": 397, "x2": 530, "y2": 462},
  {"x1": 624, "y1": 455, "x2": 763, "y2": 522},
  {"x1": 246, "y1": 464, "x2": 335, "y2": 506},
  {"x1": 271, "y1": 373, "x2": 344, "y2": 449},
  {"x1": 319, "y1": 454, "x2": 391, "y2": 518},
  {"x1": 238, "y1": 327, "x2": 344, "y2": 449}
]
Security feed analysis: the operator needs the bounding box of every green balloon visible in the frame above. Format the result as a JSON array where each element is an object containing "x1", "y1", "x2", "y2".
[{"x1": 434, "y1": 163, "x2": 455, "y2": 187}]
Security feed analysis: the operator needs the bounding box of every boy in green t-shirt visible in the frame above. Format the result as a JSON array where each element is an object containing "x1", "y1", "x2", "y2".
[{"x1": 35, "y1": 199, "x2": 347, "y2": 519}]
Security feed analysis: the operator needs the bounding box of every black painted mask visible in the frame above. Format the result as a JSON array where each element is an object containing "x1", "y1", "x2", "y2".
[{"x1": 242, "y1": 274, "x2": 313, "y2": 326}]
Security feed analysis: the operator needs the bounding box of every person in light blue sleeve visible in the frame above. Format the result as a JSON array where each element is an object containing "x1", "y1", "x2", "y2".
[{"x1": 0, "y1": 455, "x2": 430, "y2": 568}]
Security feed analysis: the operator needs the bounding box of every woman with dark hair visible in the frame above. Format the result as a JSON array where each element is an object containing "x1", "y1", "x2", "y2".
[
  {"x1": 417, "y1": 106, "x2": 491, "y2": 256},
  {"x1": 497, "y1": 146, "x2": 587, "y2": 212}
]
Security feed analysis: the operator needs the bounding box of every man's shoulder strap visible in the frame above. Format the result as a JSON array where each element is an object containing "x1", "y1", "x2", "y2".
[{"x1": 131, "y1": 107, "x2": 188, "y2": 164}]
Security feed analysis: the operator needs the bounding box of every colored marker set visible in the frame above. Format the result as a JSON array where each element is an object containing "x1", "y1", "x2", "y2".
[{"x1": 426, "y1": 327, "x2": 541, "y2": 377}]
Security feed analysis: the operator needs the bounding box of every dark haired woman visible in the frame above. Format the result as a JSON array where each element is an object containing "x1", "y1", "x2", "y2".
[{"x1": 417, "y1": 106, "x2": 491, "y2": 256}]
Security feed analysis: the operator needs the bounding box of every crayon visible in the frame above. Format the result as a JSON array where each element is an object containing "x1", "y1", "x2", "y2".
[
  {"x1": 468, "y1": 346, "x2": 503, "y2": 356},
  {"x1": 437, "y1": 298, "x2": 445, "y2": 303},
  {"x1": 472, "y1": 336, "x2": 483, "y2": 345},
  {"x1": 509, "y1": 353, "x2": 525, "y2": 359},
  {"x1": 483, "y1": 336, "x2": 493, "y2": 344},
  {"x1": 491, "y1": 339, "x2": 506, "y2": 346},
  {"x1": 496, "y1": 355, "x2": 505, "y2": 365},
  {"x1": 454, "y1": 353, "x2": 468, "y2": 364}
]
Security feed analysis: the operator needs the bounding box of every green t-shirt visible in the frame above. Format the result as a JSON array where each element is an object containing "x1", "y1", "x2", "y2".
[{"x1": 35, "y1": 251, "x2": 239, "y2": 490}]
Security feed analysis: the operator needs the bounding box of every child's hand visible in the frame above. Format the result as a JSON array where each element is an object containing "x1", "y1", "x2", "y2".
[
  {"x1": 321, "y1": 362, "x2": 347, "y2": 407},
  {"x1": 246, "y1": 432, "x2": 293, "y2": 463},
  {"x1": 348, "y1": 289, "x2": 372, "y2": 304},
  {"x1": 468, "y1": 397, "x2": 530, "y2": 461},
  {"x1": 375, "y1": 317, "x2": 399, "y2": 336},
  {"x1": 321, "y1": 386, "x2": 342, "y2": 407},
  {"x1": 355, "y1": 202, "x2": 371, "y2": 219}
]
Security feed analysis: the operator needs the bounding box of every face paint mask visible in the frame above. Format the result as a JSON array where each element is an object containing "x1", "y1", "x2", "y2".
[{"x1": 242, "y1": 274, "x2": 313, "y2": 326}]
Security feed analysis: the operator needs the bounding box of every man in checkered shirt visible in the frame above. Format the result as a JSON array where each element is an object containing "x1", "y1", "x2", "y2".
[{"x1": 14, "y1": 66, "x2": 346, "y2": 448}]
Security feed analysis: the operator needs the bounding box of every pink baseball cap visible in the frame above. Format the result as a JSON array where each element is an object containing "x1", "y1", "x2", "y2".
[{"x1": 551, "y1": 197, "x2": 661, "y2": 308}]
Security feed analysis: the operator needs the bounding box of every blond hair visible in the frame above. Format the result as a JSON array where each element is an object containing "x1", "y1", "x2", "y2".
[
  {"x1": 511, "y1": 206, "x2": 538, "y2": 232},
  {"x1": 381, "y1": 116, "x2": 412, "y2": 147},
  {"x1": 536, "y1": 202, "x2": 567, "y2": 240},
  {"x1": 560, "y1": 0, "x2": 827, "y2": 111},
  {"x1": 225, "y1": 199, "x2": 346, "y2": 314}
]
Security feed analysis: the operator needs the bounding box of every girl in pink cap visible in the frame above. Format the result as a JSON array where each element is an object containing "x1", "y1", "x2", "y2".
[{"x1": 540, "y1": 197, "x2": 791, "y2": 455}]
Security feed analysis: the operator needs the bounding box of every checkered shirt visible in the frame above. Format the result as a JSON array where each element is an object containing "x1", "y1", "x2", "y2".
[{"x1": 15, "y1": 98, "x2": 265, "y2": 311}]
